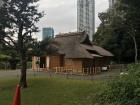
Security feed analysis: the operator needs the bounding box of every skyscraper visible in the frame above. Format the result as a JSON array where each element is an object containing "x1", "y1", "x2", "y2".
[
  {"x1": 77, "y1": 0, "x2": 95, "y2": 41},
  {"x1": 0, "y1": 0, "x2": 3, "y2": 7},
  {"x1": 42, "y1": 27, "x2": 54, "y2": 40},
  {"x1": 109, "y1": 0, "x2": 116, "y2": 8}
]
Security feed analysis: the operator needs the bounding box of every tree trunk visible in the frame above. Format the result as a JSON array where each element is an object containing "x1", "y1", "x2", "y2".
[
  {"x1": 129, "y1": 25, "x2": 138, "y2": 63},
  {"x1": 19, "y1": 53, "x2": 27, "y2": 88},
  {"x1": 132, "y1": 36, "x2": 138, "y2": 63},
  {"x1": 18, "y1": 24, "x2": 28, "y2": 88}
]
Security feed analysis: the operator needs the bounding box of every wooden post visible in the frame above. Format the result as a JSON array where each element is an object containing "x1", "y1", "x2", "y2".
[
  {"x1": 60, "y1": 67, "x2": 61, "y2": 73},
  {"x1": 55, "y1": 67, "x2": 56, "y2": 73},
  {"x1": 90, "y1": 67, "x2": 93, "y2": 80},
  {"x1": 66, "y1": 67, "x2": 67, "y2": 73},
  {"x1": 97, "y1": 67, "x2": 99, "y2": 73},
  {"x1": 92, "y1": 67, "x2": 94, "y2": 74},
  {"x1": 90, "y1": 67, "x2": 92, "y2": 75},
  {"x1": 82, "y1": 68, "x2": 84, "y2": 76},
  {"x1": 58, "y1": 67, "x2": 60, "y2": 73},
  {"x1": 95, "y1": 67, "x2": 97, "y2": 74},
  {"x1": 86, "y1": 68, "x2": 88, "y2": 75},
  {"x1": 72, "y1": 67, "x2": 74, "y2": 75}
]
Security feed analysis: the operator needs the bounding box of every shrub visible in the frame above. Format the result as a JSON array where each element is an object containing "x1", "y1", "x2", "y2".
[{"x1": 95, "y1": 64, "x2": 140, "y2": 105}]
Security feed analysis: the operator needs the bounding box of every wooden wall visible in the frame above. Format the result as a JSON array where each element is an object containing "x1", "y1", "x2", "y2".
[
  {"x1": 32, "y1": 55, "x2": 111, "y2": 73},
  {"x1": 49, "y1": 55, "x2": 64, "y2": 69},
  {"x1": 64, "y1": 59, "x2": 83, "y2": 72},
  {"x1": 65, "y1": 59, "x2": 82, "y2": 68}
]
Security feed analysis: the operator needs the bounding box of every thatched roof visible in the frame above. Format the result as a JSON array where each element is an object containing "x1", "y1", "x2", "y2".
[
  {"x1": 50, "y1": 32, "x2": 113, "y2": 59},
  {"x1": 80, "y1": 44, "x2": 113, "y2": 57}
]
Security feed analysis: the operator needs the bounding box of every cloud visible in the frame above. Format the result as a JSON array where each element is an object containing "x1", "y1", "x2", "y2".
[{"x1": 36, "y1": 0, "x2": 108, "y2": 40}]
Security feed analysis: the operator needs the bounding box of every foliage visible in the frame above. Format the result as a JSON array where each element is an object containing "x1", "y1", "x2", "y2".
[
  {"x1": 94, "y1": 0, "x2": 140, "y2": 63},
  {"x1": 40, "y1": 38, "x2": 58, "y2": 55},
  {"x1": 0, "y1": 53, "x2": 11, "y2": 61},
  {"x1": 0, "y1": 0, "x2": 43, "y2": 87},
  {"x1": 95, "y1": 64, "x2": 140, "y2": 105},
  {"x1": 30, "y1": 37, "x2": 58, "y2": 57},
  {"x1": 0, "y1": 44, "x2": 20, "y2": 69}
]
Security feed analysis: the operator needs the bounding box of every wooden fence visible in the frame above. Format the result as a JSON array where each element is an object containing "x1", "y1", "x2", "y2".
[
  {"x1": 108, "y1": 64, "x2": 128, "y2": 71},
  {"x1": 33, "y1": 64, "x2": 129, "y2": 75},
  {"x1": 52, "y1": 67, "x2": 102, "y2": 75}
]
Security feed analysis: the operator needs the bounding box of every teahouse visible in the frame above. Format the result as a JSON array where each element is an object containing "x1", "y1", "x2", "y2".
[{"x1": 32, "y1": 32, "x2": 113, "y2": 74}]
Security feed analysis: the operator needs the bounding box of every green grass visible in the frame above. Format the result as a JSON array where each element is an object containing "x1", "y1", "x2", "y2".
[{"x1": 0, "y1": 77, "x2": 106, "y2": 105}]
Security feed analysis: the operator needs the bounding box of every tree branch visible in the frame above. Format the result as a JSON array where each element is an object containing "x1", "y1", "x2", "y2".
[{"x1": 4, "y1": 35, "x2": 16, "y2": 45}]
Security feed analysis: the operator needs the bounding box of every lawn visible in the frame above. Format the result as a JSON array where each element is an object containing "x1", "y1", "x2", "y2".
[{"x1": 0, "y1": 77, "x2": 106, "y2": 105}]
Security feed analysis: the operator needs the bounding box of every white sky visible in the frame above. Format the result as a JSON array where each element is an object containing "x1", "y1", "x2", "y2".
[{"x1": 36, "y1": 0, "x2": 109, "y2": 40}]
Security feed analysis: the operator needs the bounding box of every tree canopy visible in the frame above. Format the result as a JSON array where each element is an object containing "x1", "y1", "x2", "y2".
[
  {"x1": 94, "y1": 0, "x2": 140, "y2": 63},
  {"x1": 0, "y1": 0, "x2": 43, "y2": 88}
]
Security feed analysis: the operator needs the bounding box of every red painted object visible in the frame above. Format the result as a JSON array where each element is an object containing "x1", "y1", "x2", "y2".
[{"x1": 12, "y1": 85, "x2": 21, "y2": 105}]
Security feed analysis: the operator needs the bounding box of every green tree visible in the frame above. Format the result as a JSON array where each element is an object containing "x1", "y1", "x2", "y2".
[
  {"x1": 1, "y1": 44, "x2": 20, "y2": 69},
  {"x1": 0, "y1": 0, "x2": 43, "y2": 88},
  {"x1": 30, "y1": 37, "x2": 58, "y2": 57},
  {"x1": 115, "y1": 0, "x2": 140, "y2": 63},
  {"x1": 95, "y1": 0, "x2": 140, "y2": 63}
]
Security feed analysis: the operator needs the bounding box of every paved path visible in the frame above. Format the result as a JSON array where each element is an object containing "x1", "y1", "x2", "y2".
[
  {"x1": 0, "y1": 70, "x2": 32, "y2": 78},
  {"x1": 0, "y1": 69, "x2": 121, "y2": 80},
  {"x1": 0, "y1": 70, "x2": 20, "y2": 78}
]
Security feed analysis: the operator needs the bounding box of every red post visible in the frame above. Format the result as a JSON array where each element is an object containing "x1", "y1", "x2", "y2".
[{"x1": 12, "y1": 85, "x2": 21, "y2": 105}]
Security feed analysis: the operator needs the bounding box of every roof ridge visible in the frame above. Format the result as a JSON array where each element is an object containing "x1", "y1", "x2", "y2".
[{"x1": 55, "y1": 32, "x2": 84, "y2": 38}]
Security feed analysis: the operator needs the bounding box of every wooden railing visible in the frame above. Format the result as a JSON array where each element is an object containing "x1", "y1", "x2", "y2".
[
  {"x1": 108, "y1": 64, "x2": 128, "y2": 71},
  {"x1": 33, "y1": 64, "x2": 130, "y2": 75},
  {"x1": 52, "y1": 67, "x2": 102, "y2": 75}
]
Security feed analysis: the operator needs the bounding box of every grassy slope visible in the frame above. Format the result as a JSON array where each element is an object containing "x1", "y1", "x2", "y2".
[{"x1": 0, "y1": 77, "x2": 106, "y2": 105}]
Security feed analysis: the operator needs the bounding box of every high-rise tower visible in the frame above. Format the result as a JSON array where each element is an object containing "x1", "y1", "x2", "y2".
[
  {"x1": 0, "y1": 0, "x2": 3, "y2": 7},
  {"x1": 109, "y1": 0, "x2": 116, "y2": 8},
  {"x1": 42, "y1": 27, "x2": 54, "y2": 40},
  {"x1": 77, "y1": 0, "x2": 95, "y2": 41}
]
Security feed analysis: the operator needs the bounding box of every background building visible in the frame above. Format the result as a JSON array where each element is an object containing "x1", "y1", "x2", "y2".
[
  {"x1": 0, "y1": 0, "x2": 3, "y2": 7},
  {"x1": 42, "y1": 27, "x2": 54, "y2": 40},
  {"x1": 109, "y1": 0, "x2": 116, "y2": 8},
  {"x1": 77, "y1": 0, "x2": 95, "y2": 41}
]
